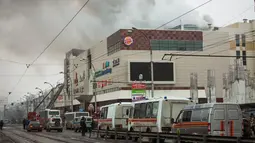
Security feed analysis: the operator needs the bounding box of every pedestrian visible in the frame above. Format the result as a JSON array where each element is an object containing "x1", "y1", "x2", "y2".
[
  {"x1": 86, "y1": 118, "x2": 93, "y2": 138},
  {"x1": 22, "y1": 118, "x2": 26, "y2": 130},
  {"x1": 0, "y1": 120, "x2": 4, "y2": 130},
  {"x1": 80, "y1": 117, "x2": 86, "y2": 136}
]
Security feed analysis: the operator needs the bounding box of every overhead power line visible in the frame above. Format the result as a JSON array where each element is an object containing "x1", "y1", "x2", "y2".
[
  {"x1": 164, "y1": 53, "x2": 255, "y2": 61},
  {"x1": 8, "y1": 0, "x2": 90, "y2": 97},
  {"x1": 30, "y1": 0, "x2": 90, "y2": 66},
  {"x1": 155, "y1": 0, "x2": 212, "y2": 29}
]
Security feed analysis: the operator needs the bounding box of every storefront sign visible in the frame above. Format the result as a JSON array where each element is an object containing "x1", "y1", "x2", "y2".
[
  {"x1": 124, "y1": 36, "x2": 133, "y2": 46},
  {"x1": 103, "y1": 61, "x2": 110, "y2": 69},
  {"x1": 112, "y1": 58, "x2": 120, "y2": 67},
  {"x1": 97, "y1": 79, "x2": 112, "y2": 88},
  {"x1": 95, "y1": 68, "x2": 112, "y2": 78}
]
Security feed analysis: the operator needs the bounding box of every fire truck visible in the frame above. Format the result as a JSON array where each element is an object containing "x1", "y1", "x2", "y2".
[{"x1": 27, "y1": 112, "x2": 38, "y2": 121}]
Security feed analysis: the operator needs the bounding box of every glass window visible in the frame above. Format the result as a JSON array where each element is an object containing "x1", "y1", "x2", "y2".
[
  {"x1": 146, "y1": 102, "x2": 153, "y2": 118},
  {"x1": 214, "y1": 110, "x2": 225, "y2": 120},
  {"x1": 152, "y1": 102, "x2": 159, "y2": 118},
  {"x1": 139, "y1": 103, "x2": 147, "y2": 118},
  {"x1": 134, "y1": 104, "x2": 140, "y2": 118},
  {"x1": 76, "y1": 112, "x2": 89, "y2": 117},
  {"x1": 182, "y1": 111, "x2": 192, "y2": 122},
  {"x1": 49, "y1": 111, "x2": 59, "y2": 116},
  {"x1": 201, "y1": 109, "x2": 210, "y2": 121},
  {"x1": 191, "y1": 110, "x2": 201, "y2": 121},
  {"x1": 228, "y1": 110, "x2": 239, "y2": 120}
]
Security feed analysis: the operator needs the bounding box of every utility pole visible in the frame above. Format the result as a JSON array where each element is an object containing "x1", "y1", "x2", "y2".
[
  {"x1": 132, "y1": 27, "x2": 154, "y2": 98},
  {"x1": 3, "y1": 105, "x2": 6, "y2": 118}
]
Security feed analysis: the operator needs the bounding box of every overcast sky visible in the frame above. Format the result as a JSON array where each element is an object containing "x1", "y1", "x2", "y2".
[{"x1": 0, "y1": 0, "x2": 254, "y2": 104}]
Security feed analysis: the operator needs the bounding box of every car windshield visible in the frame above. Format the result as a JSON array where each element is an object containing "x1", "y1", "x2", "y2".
[{"x1": 49, "y1": 111, "x2": 59, "y2": 116}]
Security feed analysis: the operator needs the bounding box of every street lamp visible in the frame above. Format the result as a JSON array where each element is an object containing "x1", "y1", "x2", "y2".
[
  {"x1": 44, "y1": 82, "x2": 54, "y2": 89},
  {"x1": 35, "y1": 87, "x2": 45, "y2": 110},
  {"x1": 131, "y1": 27, "x2": 154, "y2": 98}
]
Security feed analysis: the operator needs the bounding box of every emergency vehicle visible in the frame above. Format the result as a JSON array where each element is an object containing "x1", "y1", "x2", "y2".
[
  {"x1": 98, "y1": 102, "x2": 133, "y2": 131},
  {"x1": 128, "y1": 97, "x2": 190, "y2": 133},
  {"x1": 38, "y1": 109, "x2": 60, "y2": 129},
  {"x1": 171, "y1": 103, "x2": 243, "y2": 137}
]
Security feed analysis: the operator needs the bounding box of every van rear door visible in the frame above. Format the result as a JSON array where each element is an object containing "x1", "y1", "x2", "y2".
[
  {"x1": 211, "y1": 104, "x2": 227, "y2": 136},
  {"x1": 226, "y1": 104, "x2": 242, "y2": 137}
]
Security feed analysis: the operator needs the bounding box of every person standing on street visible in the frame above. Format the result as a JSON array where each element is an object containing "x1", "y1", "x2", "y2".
[
  {"x1": 86, "y1": 119, "x2": 93, "y2": 138},
  {"x1": 0, "y1": 120, "x2": 4, "y2": 130},
  {"x1": 80, "y1": 117, "x2": 86, "y2": 136},
  {"x1": 22, "y1": 118, "x2": 26, "y2": 130}
]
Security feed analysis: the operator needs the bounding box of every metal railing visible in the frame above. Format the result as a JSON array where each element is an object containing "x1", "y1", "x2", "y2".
[{"x1": 92, "y1": 129, "x2": 255, "y2": 143}]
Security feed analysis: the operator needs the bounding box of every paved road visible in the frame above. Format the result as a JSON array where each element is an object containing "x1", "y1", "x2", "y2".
[{"x1": 0, "y1": 125, "x2": 132, "y2": 143}]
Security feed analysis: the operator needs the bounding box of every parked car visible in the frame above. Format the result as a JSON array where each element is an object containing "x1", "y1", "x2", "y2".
[
  {"x1": 46, "y1": 116, "x2": 63, "y2": 132},
  {"x1": 27, "y1": 121, "x2": 43, "y2": 132}
]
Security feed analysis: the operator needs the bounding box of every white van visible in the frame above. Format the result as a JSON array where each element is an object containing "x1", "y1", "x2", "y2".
[
  {"x1": 128, "y1": 97, "x2": 190, "y2": 133},
  {"x1": 98, "y1": 102, "x2": 133, "y2": 131},
  {"x1": 171, "y1": 103, "x2": 243, "y2": 137}
]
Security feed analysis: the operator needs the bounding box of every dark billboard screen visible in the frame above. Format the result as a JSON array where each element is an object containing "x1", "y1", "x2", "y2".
[{"x1": 129, "y1": 62, "x2": 175, "y2": 83}]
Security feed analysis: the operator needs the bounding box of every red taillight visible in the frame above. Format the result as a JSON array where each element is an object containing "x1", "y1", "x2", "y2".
[{"x1": 208, "y1": 123, "x2": 211, "y2": 132}]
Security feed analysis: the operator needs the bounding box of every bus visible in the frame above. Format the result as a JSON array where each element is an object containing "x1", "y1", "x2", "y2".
[
  {"x1": 64, "y1": 112, "x2": 89, "y2": 130},
  {"x1": 98, "y1": 102, "x2": 133, "y2": 135},
  {"x1": 39, "y1": 109, "x2": 60, "y2": 129},
  {"x1": 128, "y1": 97, "x2": 190, "y2": 142}
]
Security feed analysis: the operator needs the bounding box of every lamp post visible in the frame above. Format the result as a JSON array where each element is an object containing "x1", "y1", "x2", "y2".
[
  {"x1": 44, "y1": 82, "x2": 54, "y2": 106},
  {"x1": 131, "y1": 27, "x2": 154, "y2": 98},
  {"x1": 60, "y1": 71, "x2": 73, "y2": 112},
  {"x1": 80, "y1": 58, "x2": 97, "y2": 112},
  {"x1": 35, "y1": 87, "x2": 45, "y2": 110}
]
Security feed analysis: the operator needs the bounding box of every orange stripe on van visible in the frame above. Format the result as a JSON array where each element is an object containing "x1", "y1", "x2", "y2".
[
  {"x1": 229, "y1": 120, "x2": 234, "y2": 136},
  {"x1": 129, "y1": 118, "x2": 157, "y2": 123},
  {"x1": 172, "y1": 122, "x2": 209, "y2": 128},
  {"x1": 220, "y1": 120, "x2": 225, "y2": 136}
]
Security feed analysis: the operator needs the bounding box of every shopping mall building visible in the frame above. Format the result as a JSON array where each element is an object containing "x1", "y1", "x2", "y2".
[{"x1": 63, "y1": 19, "x2": 255, "y2": 110}]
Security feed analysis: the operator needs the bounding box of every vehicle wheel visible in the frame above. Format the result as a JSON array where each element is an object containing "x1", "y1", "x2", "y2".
[
  {"x1": 74, "y1": 129, "x2": 77, "y2": 132},
  {"x1": 27, "y1": 130, "x2": 31, "y2": 132},
  {"x1": 58, "y1": 129, "x2": 63, "y2": 132},
  {"x1": 38, "y1": 130, "x2": 42, "y2": 132}
]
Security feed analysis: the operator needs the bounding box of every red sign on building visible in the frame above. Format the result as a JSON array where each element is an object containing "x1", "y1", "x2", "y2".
[{"x1": 132, "y1": 83, "x2": 146, "y2": 89}]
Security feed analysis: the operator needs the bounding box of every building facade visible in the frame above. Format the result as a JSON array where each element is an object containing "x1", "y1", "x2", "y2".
[{"x1": 69, "y1": 27, "x2": 232, "y2": 108}]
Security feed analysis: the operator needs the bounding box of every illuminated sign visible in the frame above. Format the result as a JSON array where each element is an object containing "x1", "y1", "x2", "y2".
[
  {"x1": 124, "y1": 36, "x2": 133, "y2": 46},
  {"x1": 103, "y1": 61, "x2": 110, "y2": 69},
  {"x1": 112, "y1": 58, "x2": 120, "y2": 67},
  {"x1": 95, "y1": 68, "x2": 112, "y2": 78}
]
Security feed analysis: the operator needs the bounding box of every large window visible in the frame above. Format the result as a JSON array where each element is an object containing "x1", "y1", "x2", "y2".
[
  {"x1": 150, "y1": 40, "x2": 203, "y2": 51},
  {"x1": 129, "y1": 62, "x2": 174, "y2": 83},
  {"x1": 100, "y1": 107, "x2": 108, "y2": 119},
  {"x1": 133, "y1": 102, "x2": 159, "y2": 119},
  {"x1": 191, "y1": 108, "x2": 210, "y2": 122}
]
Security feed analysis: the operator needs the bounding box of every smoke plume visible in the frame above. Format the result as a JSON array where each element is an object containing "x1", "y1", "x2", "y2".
[{"x1": 0, "y1": 0, "x2": 213, "y2": 102}]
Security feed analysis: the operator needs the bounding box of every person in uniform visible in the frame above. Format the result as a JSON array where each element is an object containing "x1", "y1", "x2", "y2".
[{"x1": 80, "y1": 117, "x2": 86, "y2": 136}]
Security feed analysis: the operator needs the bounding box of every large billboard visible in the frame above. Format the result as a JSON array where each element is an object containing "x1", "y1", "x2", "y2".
[{"x1": 128, "y1": 61, "x2": 175, "y2": 84}]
